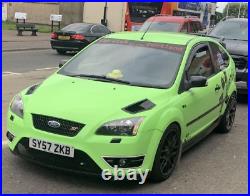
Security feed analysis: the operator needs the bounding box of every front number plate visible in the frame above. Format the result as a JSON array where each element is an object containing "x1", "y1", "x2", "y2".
[{"x1": 29, "y1": 138, "x2": 74, "y2": 158}]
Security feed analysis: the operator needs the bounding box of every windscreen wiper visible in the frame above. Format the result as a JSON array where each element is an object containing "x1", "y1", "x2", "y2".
[{"x1": 66, "y1": 74, "x2": 131, "y2": 85}]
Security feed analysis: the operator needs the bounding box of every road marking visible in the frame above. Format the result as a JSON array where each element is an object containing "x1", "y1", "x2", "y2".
[
  {"x1": 35, "y1": 67, "x2": 58, "y2": 71},
  {"x1": 3, "y1": 72, "x2": 21, "y2": 76},
  {"x1": 3, "y1": 48, "x2": 51, "y2": 53}
]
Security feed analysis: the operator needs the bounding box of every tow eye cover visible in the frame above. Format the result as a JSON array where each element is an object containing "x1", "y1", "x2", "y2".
[{"x1": 122, "y1": 99, "x2": 155, "y2": 114}]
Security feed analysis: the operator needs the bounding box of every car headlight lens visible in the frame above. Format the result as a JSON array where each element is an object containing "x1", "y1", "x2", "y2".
[
  {"x1": 10, "y1": 95, "x2": 24, "y2": 118},
  {"x1": 96, "y1": 117, "x2": 144, "y2": 136}
]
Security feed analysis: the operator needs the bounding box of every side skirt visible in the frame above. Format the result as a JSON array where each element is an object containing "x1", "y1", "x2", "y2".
[{"x1": 182, "y1": 117, "x2": 221, "y2": 153}]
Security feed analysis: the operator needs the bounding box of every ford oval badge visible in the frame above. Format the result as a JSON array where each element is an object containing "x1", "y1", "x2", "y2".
[{"x1": 48, "y1": 120, "x2": 61, "y2": 128}]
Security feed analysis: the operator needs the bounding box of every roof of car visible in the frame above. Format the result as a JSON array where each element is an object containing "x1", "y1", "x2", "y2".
[
  {"x1": 146, "y1": 16, "x2": 200, "y2": 23},
  {"x1": 105, "y1": 31, "x2": 199, "y2": 45}
]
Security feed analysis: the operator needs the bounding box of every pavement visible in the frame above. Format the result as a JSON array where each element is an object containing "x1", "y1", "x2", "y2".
[
  {"x1": 2, "y1": 30, "x2": 248, "y2": 194},
  {"x1": 2, "y1": 30, "x2": 51, "y2": 52}
]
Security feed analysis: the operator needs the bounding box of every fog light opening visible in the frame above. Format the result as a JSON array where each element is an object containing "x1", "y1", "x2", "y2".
[{"x1": 104, "y1": 156, "x2": 145, "y2": 168}]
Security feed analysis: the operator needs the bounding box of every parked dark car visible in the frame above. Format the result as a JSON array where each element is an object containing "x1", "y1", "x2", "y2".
[
  {"x1": 50, "y1": 23, "x2": 111, "y2": 54},
  {"x1": 208, "y1": 18, "x2": 248, "y2": 94},
  {"x1": 139, "y1": 16, "x2": 203, "y2": 33}
]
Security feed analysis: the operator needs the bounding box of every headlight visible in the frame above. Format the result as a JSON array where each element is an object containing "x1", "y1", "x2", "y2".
[
  {"x1": 10, "y1": 95, "x2": 24, "y2": 118},
  {"x1": 96, "y1": 117, "x2": 144, "y2": 136}
]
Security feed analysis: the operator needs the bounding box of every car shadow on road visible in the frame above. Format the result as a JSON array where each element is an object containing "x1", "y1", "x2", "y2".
[{"x1": 237, "y1": 94, "x2": 248, "y2": 105}]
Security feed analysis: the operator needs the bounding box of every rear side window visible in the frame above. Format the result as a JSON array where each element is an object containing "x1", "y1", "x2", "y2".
[
  {"x1": 61, "y1": 23, "x2": 91, "y2": 34},
  {"x1": 180, "y1": 23, "x2": 188, "y2": 33},
  {"x1": 90, "y1": 25, "x2": 99, "y2": 33},
  {"x1": 97, "y1": 25, "x2": 110, "y2": 34},
  {"x1": 209, "y1": 42, "x2": 229, "y2": 71},
  {"x1": 188, "y1": 45, "x2": 215, "y2": 78},
  {"x1": 190, "y1": 21, "x2": 200, "y2": 33}
]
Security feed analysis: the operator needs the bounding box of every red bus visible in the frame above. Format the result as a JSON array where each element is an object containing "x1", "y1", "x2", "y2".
[{"x1": 124, "y1": 2, "x2": 173, "y2": 31}]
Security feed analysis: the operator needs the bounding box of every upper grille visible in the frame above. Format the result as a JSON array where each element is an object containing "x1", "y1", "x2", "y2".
[
  {"x1": 32, "y1": 114, "x2": 85, "y2": 137},
  {"x1": 233, "y1": 57, "x2": 248, "y2": 69}
]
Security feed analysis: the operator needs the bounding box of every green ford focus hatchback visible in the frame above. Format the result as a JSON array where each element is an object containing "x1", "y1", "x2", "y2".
[{"x1": 7, "y1": 32, "x2": 237, "y2": 182}]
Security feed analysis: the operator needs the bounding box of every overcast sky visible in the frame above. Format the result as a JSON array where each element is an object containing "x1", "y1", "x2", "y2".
[
  {"x1": 216, "y1": 2, "x2": 248, "y2": 13},
  {"x1": 216, "y1": 2, "x2": 228, "y2": 13}
]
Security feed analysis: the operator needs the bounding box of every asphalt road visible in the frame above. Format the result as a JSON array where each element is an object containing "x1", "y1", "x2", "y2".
[
  {"x1": 3, "y1": 49, "x2": 72, "y2": 73},
  {"x1": 2, "y1": 48, "x2": 248, "y2": 193}
]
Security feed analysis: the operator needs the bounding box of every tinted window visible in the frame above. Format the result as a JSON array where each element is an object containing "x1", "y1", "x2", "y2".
[
  {"x1": 188, "y1": 46, "x2": 214, "y2": 78},
  {"x1": 140, "y1": 22, "x2": 181, "y2": 32},
  {"x1": 190, "y1": 21, "x2": 200, "y2": 33},
  {"x1": 59, "y1": 38, "x2": 185, "y2": 88},
  {"x1": 209, "y1": 20, "x2": 248, "y2": 41},
  {"x1": 180, "y1": 22, "x2": 188, "y2": 33},
  {"x1": 195, "y1": 21, "x2": 202, "y2": 31},
  {"x1": 61, "y1": 23, "x2": 91, "y2": 33},
  {"x1": 209, "y1": 42, "x2": 229, "y2": 71},
  {"x1": 91, "y1": 25, "x2": 99, "y2": 33},
  {"x1": 98, "y1": 25, "x2": 110, "y2": 34},
  {"x1": 128, "y1": 2, "x2": 163, "y2": 23}
]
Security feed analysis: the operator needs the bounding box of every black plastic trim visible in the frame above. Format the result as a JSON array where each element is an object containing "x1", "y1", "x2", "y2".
[{"x1": 122, "y1": 99, "x2": 155, "y2": 114}]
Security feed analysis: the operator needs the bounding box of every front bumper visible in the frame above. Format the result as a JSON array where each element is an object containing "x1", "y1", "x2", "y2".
[
  {"x1": 232, "y1": 55, "x2": 248, "y2": 93},
  {"x1": 236, "y1": 68, "x2": 248, "y2": 94},
  {"x1": 7, "y1": 112, "x2": 162, "y2": 175}
]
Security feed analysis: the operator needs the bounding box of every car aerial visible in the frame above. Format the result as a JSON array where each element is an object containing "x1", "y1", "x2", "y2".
[
  {"x1": 8, "y1": 32, "x2": 237, "y2": 182},
  {"x1": 139, "y1": 15, "x2": 203, "y2": 34},
  {"x1": 50, "y1": 23, "x2": 111, "y2": 54},
  {"x1": 208, "y1": 17, "x2": 248, "y2": 94}
]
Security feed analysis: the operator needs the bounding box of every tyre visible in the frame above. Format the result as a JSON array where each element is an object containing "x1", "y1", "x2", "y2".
[
  {"x1": 56, "y1": 49, "x2": 67, "y2": 55},
  {"x1": 150, "y1": 123, "x2": 181, "y2": 182},
  {"x1": 216, "y1": 94, "x2": 237, "y2": 133}
]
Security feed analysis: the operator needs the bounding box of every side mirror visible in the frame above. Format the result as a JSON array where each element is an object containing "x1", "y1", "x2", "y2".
[
  {"x1": 189, "y1": 76, "x2": 207, "y2": 88},
  {"x1": 59, "y1": 59, "x2": 68, "y2": 68}
]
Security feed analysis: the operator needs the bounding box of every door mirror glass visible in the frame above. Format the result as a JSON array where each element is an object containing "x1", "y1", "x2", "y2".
[{"x1": 189, "y1": 76, "x2": 207, "y2": 88}]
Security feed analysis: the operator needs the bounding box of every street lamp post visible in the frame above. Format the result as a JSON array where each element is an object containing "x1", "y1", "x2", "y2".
[
  {"x1": 226, "y1": 3, "x2": 230, "y2": 17},
  {"x1": 238, "y1": 3, "x2": 242, "y2": 18}
]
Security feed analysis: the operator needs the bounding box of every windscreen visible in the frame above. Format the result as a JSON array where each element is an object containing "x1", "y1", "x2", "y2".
[
  {"x1": 59, "y1": 38, "x2": 185, "y2": 88},
  {"x1": 209, "y1": 20, "x2": 248, "y2": 41}
]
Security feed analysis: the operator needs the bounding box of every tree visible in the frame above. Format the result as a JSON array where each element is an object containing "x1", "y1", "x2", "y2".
[
  {"x1": 223, "y1": 3, "x2": 248, "y2": 18},
  {"x1": 215, "y1": 11, "x2": 223, "y2": 24}
]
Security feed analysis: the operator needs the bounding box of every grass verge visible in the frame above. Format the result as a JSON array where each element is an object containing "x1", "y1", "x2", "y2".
[{"x1": 2, "y1": 21, "x2": 52, "y2": 33}]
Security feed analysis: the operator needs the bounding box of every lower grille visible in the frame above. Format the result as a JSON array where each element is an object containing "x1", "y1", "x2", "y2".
[
  {"x1": 15, "y1": 138, "x2": 102, "y2": 175},
  {"x1": 233, "y1": 57, "x2": 247, "y2": 69},
  {"x1": 32, "y1": 114, "x2": 85, "y2": 137}
]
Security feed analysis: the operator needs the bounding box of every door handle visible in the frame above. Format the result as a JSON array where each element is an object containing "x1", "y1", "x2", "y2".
[{"x1": 215, "y1": 84, "x2": 221, "y2": 92}]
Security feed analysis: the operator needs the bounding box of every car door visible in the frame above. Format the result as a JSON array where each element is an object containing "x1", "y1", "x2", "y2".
[
  {"x1": 178, "y1": 43, "x2": 223, "y2": 141},
  {"x1": 208, "y1": 41, "x2": 231, "y2": 116}
]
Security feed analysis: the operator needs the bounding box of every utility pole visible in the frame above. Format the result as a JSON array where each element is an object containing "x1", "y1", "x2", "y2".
[
  {"x1": 101, "y1": 2, "x2": 108, "y2": 26},
  {"x1": 226, "y1": 3, "x2": 230, "y2": 17},
  {"x1": 238, "y1": 3, "x2": 242, "y2": 18}
]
